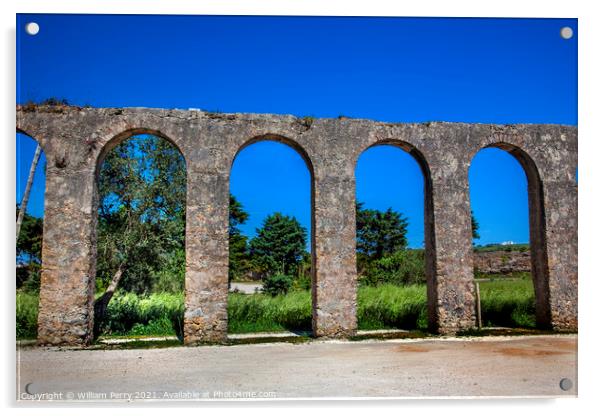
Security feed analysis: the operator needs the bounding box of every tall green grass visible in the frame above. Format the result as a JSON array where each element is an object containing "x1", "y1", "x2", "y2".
[
  {"x1": 357, "y1": 284, "x2": 427, "y2": 330},
  {"x1": 228, "y1": 290, "x2": 312, "y2": 333},
  {"x1": 16, "y1": 291, "x2": 38, "y2": 339},
  {"x1": 99, "y1": 292, "x2": 184, "y2": 337},
  {"x1": 478, "y1": 278, "x2": 536, "y2": 328},
  {"x1": 16, "y1": 278, "x2": 537, "y2": 339}
]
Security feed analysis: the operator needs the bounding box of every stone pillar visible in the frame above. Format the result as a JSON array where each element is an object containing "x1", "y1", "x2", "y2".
[
  {"x1": 427, "y1": 167, "x2": 476, "y2": 334},
  {"x1": 542, "y1": 177, "x2": 578, "y2": 330},
  {"x1": 312, "y1": 174, "x2": 357, "y2": 337},
  {"x1": 183, "y1": 169, "x2": 230, "y2": 344},
  {"x1": 37, "y1": 166, "x2": 97, "y2": 346}
]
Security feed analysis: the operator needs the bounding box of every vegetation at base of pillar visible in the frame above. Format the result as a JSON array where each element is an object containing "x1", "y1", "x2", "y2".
[
  {"x1": 16, "y1": 206, "x2": 43, "y2": 293},
  {"x1": 16, "y1": 277, "x2": 537, "y2": 339}
]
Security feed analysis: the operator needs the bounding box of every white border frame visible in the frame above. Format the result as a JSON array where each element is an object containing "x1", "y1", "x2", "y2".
[{"x1": 3, "y1": 1, "x2": 600, "y2": 414}]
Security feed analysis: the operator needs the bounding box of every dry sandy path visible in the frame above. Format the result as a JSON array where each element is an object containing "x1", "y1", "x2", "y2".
[{"x1": 16, "y1": 334, "x2": 577, "y2": 401}]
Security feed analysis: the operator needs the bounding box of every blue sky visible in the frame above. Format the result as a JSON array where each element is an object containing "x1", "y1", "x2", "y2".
[{"x1": 16, "y1": 15, "x2": 577, "y2": 247}]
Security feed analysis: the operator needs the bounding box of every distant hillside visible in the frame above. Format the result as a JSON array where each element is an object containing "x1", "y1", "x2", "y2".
[{"x1": 474, "y1": 243, "x2": 529, "y2": 253}]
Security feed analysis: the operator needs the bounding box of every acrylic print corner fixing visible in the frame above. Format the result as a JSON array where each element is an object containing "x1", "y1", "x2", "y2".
[{"x1": 16, "y1": 14, "x2": 577, "y2": 401}]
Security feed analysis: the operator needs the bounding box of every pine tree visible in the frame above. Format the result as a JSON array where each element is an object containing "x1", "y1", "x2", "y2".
[
  {"x1": 229, "y1": 194, "x2": 251, "y2": 283},
  {"x1": 249, "y1": 213, "x2": 308, "y2": 278}
]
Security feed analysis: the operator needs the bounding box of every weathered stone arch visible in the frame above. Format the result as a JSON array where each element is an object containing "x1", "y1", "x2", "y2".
[
  {"x1": 91, "y1": 128, "x2": 189, "y2": 335},
  {"x1": 16, "y1": 128, "x2": 50, "y2": 157},
  {"x1": 469, "y1": 141, "x2": 551, "y2": 327},
  {"x1": 95, "y1": 127, "x2": 189, "y2": 172},
  {"x1": 229, "y1": 134, "x2": 319, "y2": 331},
  {"x1": 354, "y1": 140, "x2": 443, "y2": 330},
  {"x1": 15, "y1": 129, "x2": 50, "y2": 212},
  {"x1": 230, "y1": 134, "x2": 315, "y2": 175},
  {"x1": 16, "y1": 129, "x2": 48, "y2": 313}
]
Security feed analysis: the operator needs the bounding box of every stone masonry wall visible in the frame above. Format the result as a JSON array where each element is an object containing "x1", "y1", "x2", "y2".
[
  {"x1": 473, "y1": 251, "x2": 532, "y2": 275},
  {"x1": 16, "y1": 104, "x2": 578, "y2": 345}
]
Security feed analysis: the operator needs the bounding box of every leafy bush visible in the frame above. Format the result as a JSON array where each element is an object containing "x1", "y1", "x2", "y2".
[
  {"x1": 151, "y1": 248, "x2": 185, "y2": 293},
  {"x1": 128, "y1": 316, "x2": 175, "y2": 336},
  {"x1": 17, "y1": 263, "x2": 41, "y2": 293},
  {"x1": 292, "y1": 274, "x2": 312, "y2": 291},
  {"x1": 360, "y1": 250, "x2": 425, "y2": 286},
  {"x1": 99, "y1": 292, "x2": 184, "y2": 339},
  {"x1": 262, "y1": 274, "x2": 294, "y2": 296}
]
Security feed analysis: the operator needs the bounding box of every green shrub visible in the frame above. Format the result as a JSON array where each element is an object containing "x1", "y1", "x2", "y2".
[
  {"x1": 16, "y1": 292, "x2": 38, "y2": 339},
  {"x1": 128, "y1": 316, "x2": 175, "y2": 336},
  {"x1": 151, "y1": 248, "x2": 185, "y2": 293},
  {"x1": 262, "y1": 274, "x2": 294, "y2": 296},
  {"x1": 361, "y1": 250, "x2": 425, "y2": 286},
  {"x1": 291, "y1": 274, "x2": 312, "y2": 291},
  {"x1": 299, "y1": 116, "x2": 315, "y2": 129},
  {"x1": 22, "y1": 266, "x2": 41, "y2": 293},
  {"x1": 100, "y1": 292, "x2": 184, "y2": 338}
]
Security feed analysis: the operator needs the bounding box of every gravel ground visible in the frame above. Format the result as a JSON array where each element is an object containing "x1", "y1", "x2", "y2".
[{"x1": 16, "y1": 334, "x2": 577, "y2": 401}]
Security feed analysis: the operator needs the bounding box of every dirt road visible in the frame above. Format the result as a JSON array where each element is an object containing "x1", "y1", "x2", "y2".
[{"x1": 16, "y1": 335, "x2": 577, "y2": 401}]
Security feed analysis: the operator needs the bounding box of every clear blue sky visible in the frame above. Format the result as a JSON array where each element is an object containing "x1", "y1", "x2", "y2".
[{"x1": 16, "y1": 14, "x2": 577, "y2": 247}]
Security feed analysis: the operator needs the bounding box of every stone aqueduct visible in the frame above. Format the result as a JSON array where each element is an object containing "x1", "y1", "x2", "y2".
[{"x1": 16, "y1": 105, "x2": 578, "y2": 346}]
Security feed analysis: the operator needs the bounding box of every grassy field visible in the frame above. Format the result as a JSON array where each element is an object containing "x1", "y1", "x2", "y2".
[
  {"x1": 477, "y1": 277, "x2": 536, "y2": 327},
  {"x1": 16, "y1": 277, "x2": 536, "y2": 340}
]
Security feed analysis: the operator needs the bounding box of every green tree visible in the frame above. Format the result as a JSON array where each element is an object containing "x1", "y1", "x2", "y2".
[
  {"x1": 361, "y1": 249, "x2": 425, "y2": 286},
  {"x1": 229, "y1": 194, "x2": 251, "y2": 283},
  {"x1": 249, "y1": 213, "x2": 308, "y2": 278},
  {"x1": 356, "y1": 202, "x2": 409, "y2": 273}
]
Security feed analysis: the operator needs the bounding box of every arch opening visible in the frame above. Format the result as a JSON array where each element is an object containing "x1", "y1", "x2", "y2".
[
  {"x1": 228, "y1": 137, "x2": 314, "y2": 336},
  {"x1": 93, "y1": 133, "x2": 187, "y2": 341},
  {"x1": 16, "y1": 131, "x2": 47, "y2": 339},
  {"x1": 354, "y1": 142, "x2": 436, "y2": 333},
  {"x1": 469, "y1": 144, "x2": 550, "y2": 329}
]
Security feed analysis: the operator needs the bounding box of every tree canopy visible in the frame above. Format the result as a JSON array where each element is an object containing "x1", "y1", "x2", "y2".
[
  {"x1": 96, "y1": 135, "x2": 186, "y2": 294},
  {"x1": 16, "y1": 204, "x2": 43, "y2": 265},
  {"x1": 356, "y1": 202, "x2": 409, "y2": 259},
  {"x1": 249, "y1": 213, "x2": 308, "y2": 278}
]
